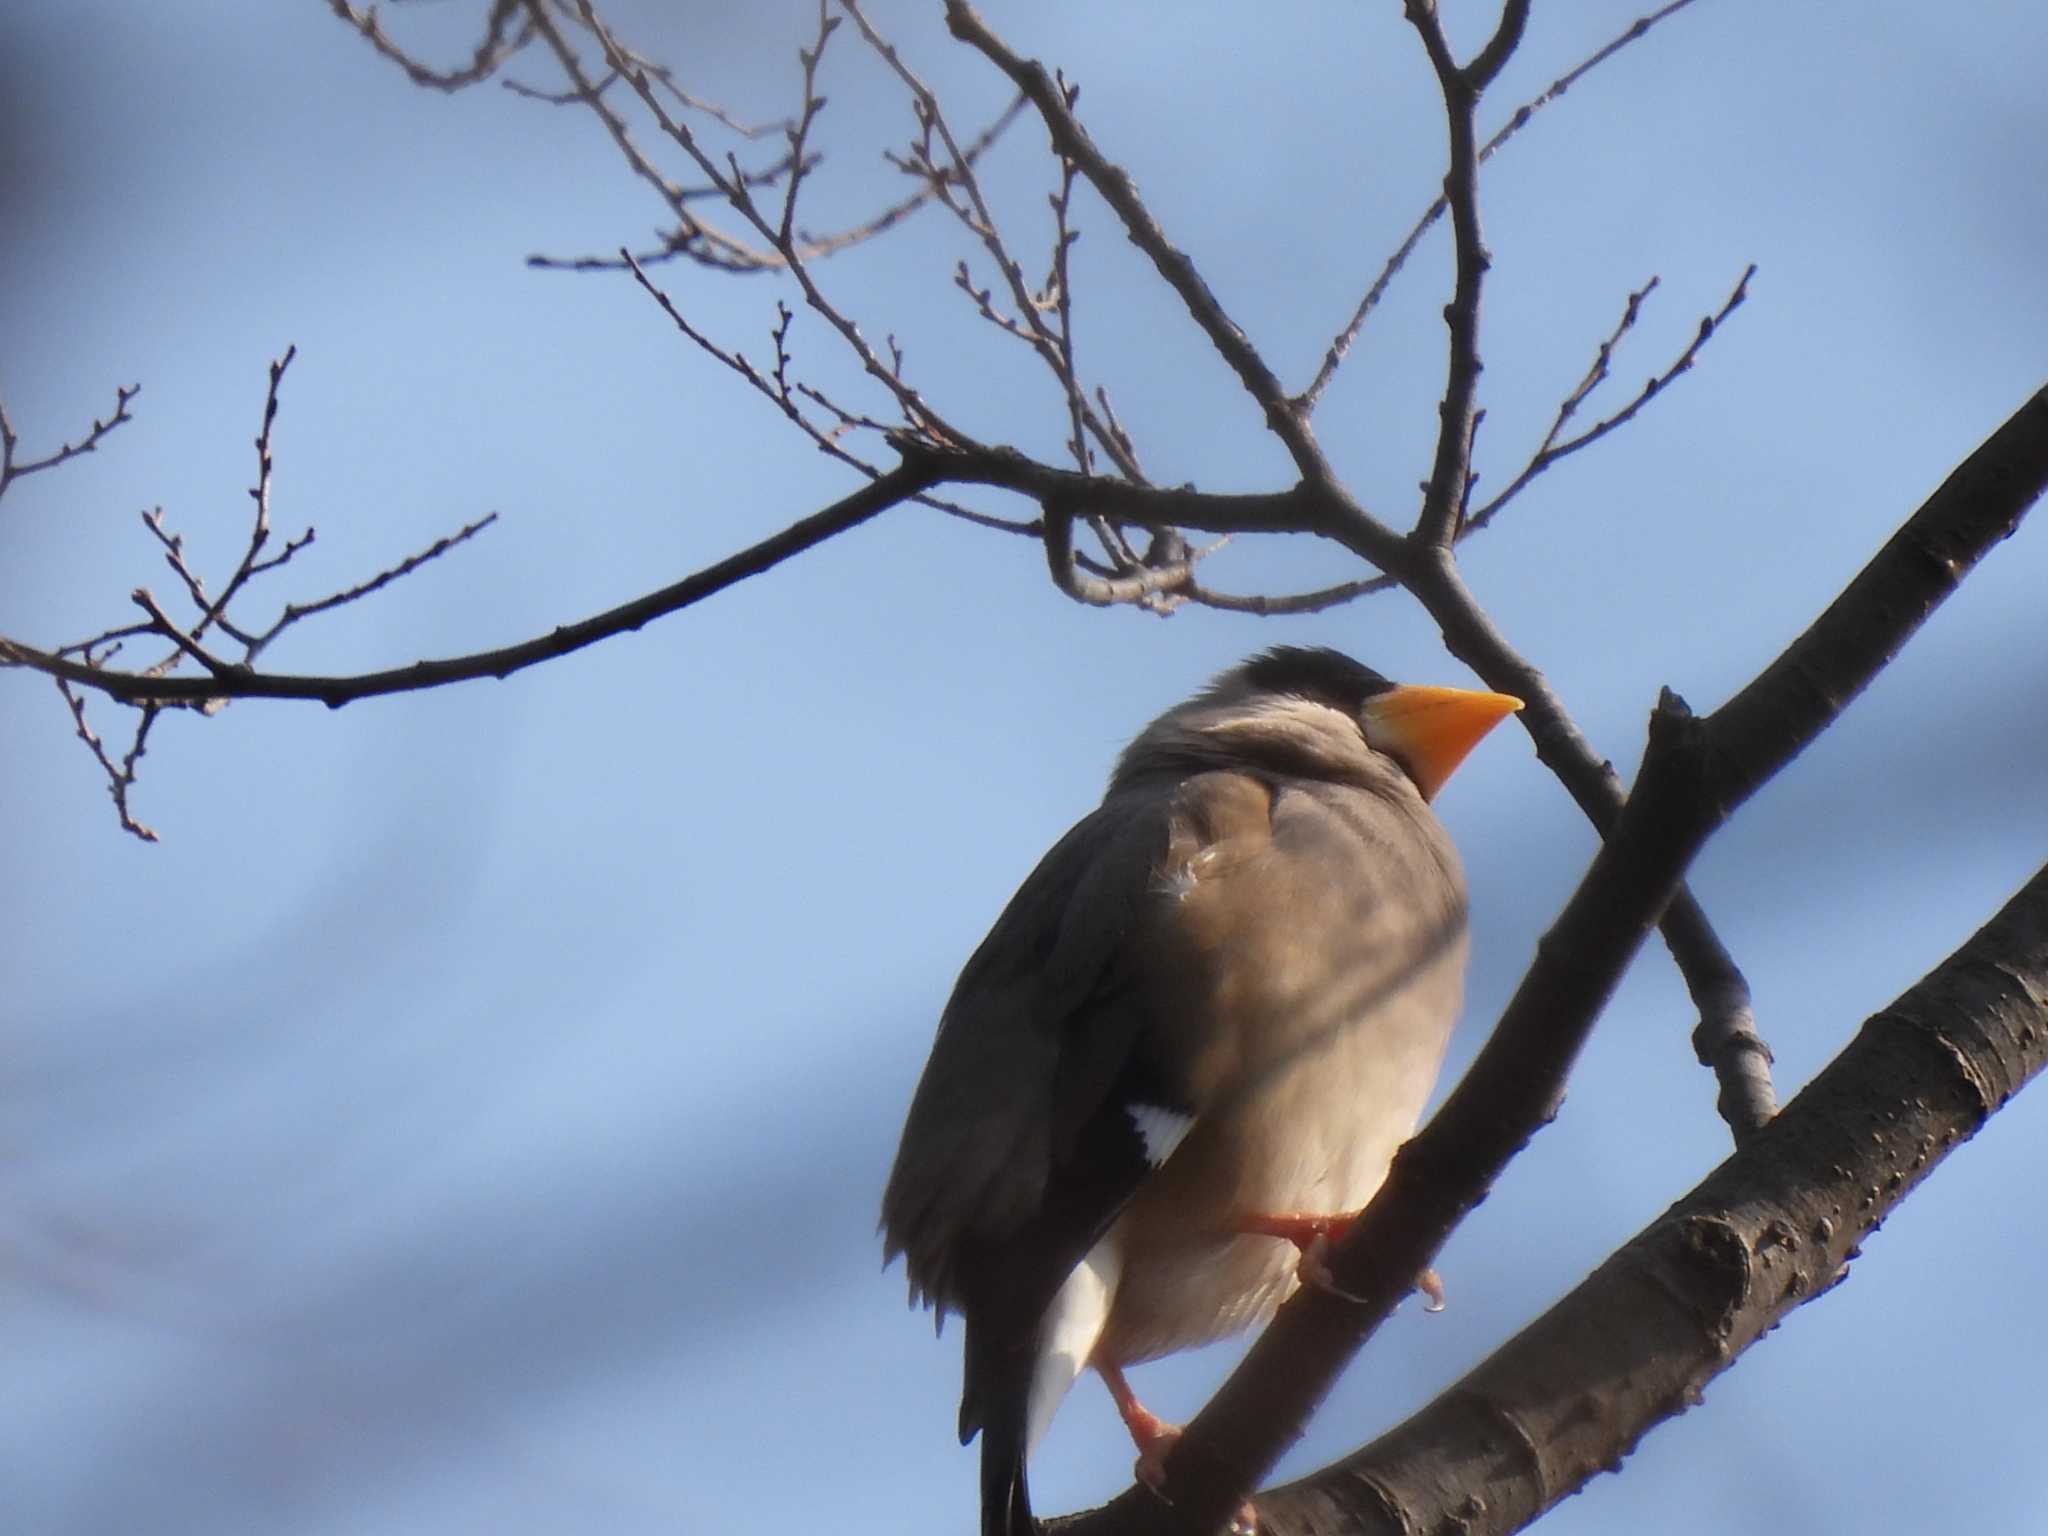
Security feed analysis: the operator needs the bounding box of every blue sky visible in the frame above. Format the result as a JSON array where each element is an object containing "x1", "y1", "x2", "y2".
[{"x1": 4, "y1": 2, "x2": 2046, "y2": 1532}]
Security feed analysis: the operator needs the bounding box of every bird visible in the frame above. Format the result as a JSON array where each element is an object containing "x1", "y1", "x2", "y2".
[{"x1": 880, "y1": 646, "x2": 1520, "y2": 1536}]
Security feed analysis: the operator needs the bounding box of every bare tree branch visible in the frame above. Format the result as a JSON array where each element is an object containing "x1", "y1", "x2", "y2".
[
  {"x1": 944, "y1": 0, "x2": 1340, "y2": 486},
  {"x1": 572, "y1": 2, "x2": 976, "y2": 445},
  {"x1": 1467, "y1": 265, "x2": 1757, "y2": 536},
  {"x1": 1405, "y1": 0, "x2": 1508, "y2": 547},
  {"x1": 481, "y1": 0, "x2": 1029, "y2": 275},
  {"x1": 2, "y1": 350, "x2": 526, "y2": 833},
  {"x1": 846, "y1": 2, "x2": 1146, "y2": 492},
  {"x1": 1057, "y1": 381, "x2": 2048, "y2": 1535},
  {"x1": 0, "y1": 385, "x2": 139, "y2": 495},
  {"x1": 1242, "y1": 854, "x2": 2048, "y2": 1535},
  {"x1": 1465, "y1": 0, "x2": 1533, "y2": 91},
  {"x1": 620, "y1": 257, "x2": 1030, "y2": 535},
  {"x1": 1410, "y1": 551, "x2": 1777, "y2": 1144},
  {"x1": 326, "y1": 0, "x2": 533, "y2": 93},
  {"x1": 53, "y1": 683, "x2": 162, "y2": 842},
  {"x1": 3, "y1": 457, "x2": 941, "y2": 708},
  {"x1": 1381, "y1": 4, "x2": 1772, "y2": 1141},
  {"x1": 1180, "y1": 573, "x2": 1395, "y2": 616},
  {"x1": 241, "y1": 512, "x2": 499, "y2": 661},
  {"x1": 1040, "y1": 502, "x2": 1198, "y2": 609},
  {"x1": 1300, "y1": 0, "x2": 1703, "y2": 410},
  {"x1": 130, "y1": 588, "x2": 235, "y2": 677},
  {"x1": 14, "y1": 14, "x2": 2034, "y2": 1530}
]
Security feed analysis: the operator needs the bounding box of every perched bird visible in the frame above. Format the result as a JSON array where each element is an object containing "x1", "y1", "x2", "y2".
[{"x1": 881, "y1": 647, "x2": 1520, "y2": 1536}]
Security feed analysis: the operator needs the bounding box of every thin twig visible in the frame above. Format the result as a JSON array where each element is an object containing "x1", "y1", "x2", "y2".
[
  {"x1": 55, "y1": 681, "x2": 161, "y2": 842},
  {"x1": 512, "y1": 0, "x2": 1024, "y2": 274},
  {"x1": 847, "y1": 2, "x2": 1143, "y2": 485},
  {"x1": 1466, "y1": 264, "x2": 1755, "y2": 534},
  {"x1": 525, "y1": 1, "x2": 774, "y2": 271},
  {"x1": 776, "y1": 2, "x2": 840, "y2": 253},
  {"x1": 581, "y1": 2, "x2": 969, "y2": 443},
  {"x1": 1406, "y1": 0, "x2": 1505, "y2": 548},
  {"x1": 23, "y1": 350, "x2": 519, "y2": 834},
  {"x1": 1299, "y1": 0, "x2": 1703, "y2": 410},
  {"x1": 0, "y1": 386, "x2": 140, "y2": 497},
  {"x1": 187, "y1": 346, "x2": 298, "y2": 645},
  {"x1": 943, "y1": 0, "x2": 1338, "y2": 486},
  {"x1": 245, "y1": 514, "x2": 500, "y2": 661},
  {"x1": 1184, "y1": 573, "x2": 1395, "y2": 614},
  {"x1": 326, "y1": 0, "x2": 533, "y2": 92},
  {"x1": 621, "y1": 255, "x2": 1021, "y2": 534},
  {"x1": 3, "y1": 460, "x2": 945, "y2": 708},
  {"x1": 599, "y1": 46, "x2": 791, "y2": 138}
]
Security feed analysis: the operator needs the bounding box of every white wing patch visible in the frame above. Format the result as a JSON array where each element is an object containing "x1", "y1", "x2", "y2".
[
  {"x1": 1127, "y1": 1102, "x2": 1196, "y2": 1167},
  {"x1": 1028, "y1": 1233, "x2": 1121, "y2": 1455}
]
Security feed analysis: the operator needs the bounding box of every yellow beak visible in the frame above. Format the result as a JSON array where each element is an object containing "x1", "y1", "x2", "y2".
[{"x1": 1362, "y1": 684, "x2": 1523, "y2": 801}]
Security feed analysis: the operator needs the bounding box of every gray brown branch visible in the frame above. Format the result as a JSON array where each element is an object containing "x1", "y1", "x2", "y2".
[
  {"x1": 0, "y1": 385, "x2": 139, "y2": 495},
  {"x1": 1240, "y1": 854, "x2": 2048, "y2": 1534},
  {"x1": 943, "y1": 0, "x2": 1336, "y2": 485},
  {"x1": 1051, "y1": 381, "x2": 2048, "y2": 1535},
  {"x1": 1299, "y1": 0, "x2": 1700, "y2": 411},
  {"x1": 3, "y1": 459, "x2": 941, "y2": 708},
  {"x1": 1404, "y1": 0, "x2": 1499, "y2": 547}
]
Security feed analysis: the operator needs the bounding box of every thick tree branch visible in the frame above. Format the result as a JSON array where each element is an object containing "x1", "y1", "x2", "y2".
[
  {"x1": 1041, "y1": 502, "x2": 1199, "y2": 608},
  {"x1": 927, "y1": 1, "x2": 1770, "y2": 1141},
  {"x1": 1367, "y1": 13, "x2": 1768, "y2": 1149},
  {"x1": 1410, "y1": 553, "x2": 1775, "y2": 1140},
  {"x1": 1465, "y1": 0, "x2": 1533, "y2": 92},
  {"x1": 1242, "y1": 856, "x2": 2048, "y2": 1535},
  {"x1": 1056, "y1": 384, "x2": 2048, "y2": 1533},
  {"x1": 0, "y1": 428, "x2": 1414, "y2": 715}
]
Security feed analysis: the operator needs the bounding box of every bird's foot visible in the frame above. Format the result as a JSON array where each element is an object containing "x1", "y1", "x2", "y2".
[
  {"x1": 1238, "y1": 1209, "x2": 1355, "y2": 1294},
  {"x1": 1418, "y1": 1264, "x2": 1446, "y2": 1312},
  {"x1": 1129, "y1": 1414, "x2": 1180, "y2": 1495},
  {"x1": 1239, "y1": 1211, "x2": 1446, "y2": 1311},
  {"x1": 1131, "y1": 1425, "x2": 1258, "y2": 1536},
  {"x1": 1096, "y1": 1360, "x2": 1259, "y2": 1531},
  {"x1": 1238, "y1": 1209, "x2": 1352, "y2": 1258}
]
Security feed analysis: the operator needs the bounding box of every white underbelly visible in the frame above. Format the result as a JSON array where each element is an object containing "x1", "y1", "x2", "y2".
[{"x1": 1096, "y1": 984, "x2": 1447, "y2": 1365}]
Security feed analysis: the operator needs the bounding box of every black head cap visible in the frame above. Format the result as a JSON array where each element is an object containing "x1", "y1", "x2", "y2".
[{"x1": 1223, "y1": 646, "x2": 1395, "y2": 714}]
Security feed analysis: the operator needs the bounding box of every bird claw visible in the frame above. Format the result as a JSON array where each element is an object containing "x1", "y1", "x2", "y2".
[
  {"x1": 1296, "y1": 1231, "x2": 1372, "y2": 1304},
  {"x1": 1131, "y1": 1441, "x2": 1258, "y2": 1536},
  {"x1": 1418, "y1": 1265, "x2": 1447, "y2": 1312},
  {"x1": 1113, "y1": 1389, "x2": 1258, "y2": 1532},
  {"x1": 1132, "y1": 1424, "x2": 1178, "y2": 1496},
  {"x1": 1242, "y1": 1214, "x2": 1446, "y2": 1311}
]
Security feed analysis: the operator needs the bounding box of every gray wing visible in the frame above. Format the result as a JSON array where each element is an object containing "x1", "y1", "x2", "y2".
[{"x1": 878, "y1": 783, "x2": 1179, "y2": 1314}]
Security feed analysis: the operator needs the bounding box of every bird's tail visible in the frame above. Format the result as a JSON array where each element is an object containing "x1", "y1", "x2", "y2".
[
  {"x1": 979, "y1": 1425, "x2": 1033, "y2": 1536},
  {"x1": 961, "y1": 1317, "x2": 1036, "y2": 1536}
]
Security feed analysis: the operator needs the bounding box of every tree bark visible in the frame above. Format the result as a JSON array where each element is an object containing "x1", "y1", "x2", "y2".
[{"x1": 1060, "y1": 858, "x2": 2048, "y2": 1534}]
